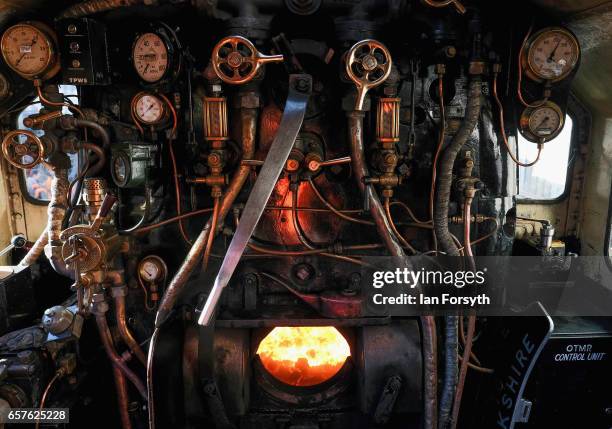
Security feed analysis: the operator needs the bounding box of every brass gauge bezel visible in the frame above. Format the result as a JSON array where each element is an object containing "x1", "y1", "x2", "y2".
[
  {"x1": 130, "y1": 91, "x2": 168, "y2": 126},
  {"x1": 138, "y1": 255, "x2": 168, "y2": 283},
  {"x1": 0, "y1": 21, "x2": 60, "y2": 81},
  {"x1": 519, "y1": 101, "x2": 565, "y2": 143},
  {"x1": 523, "y1": 27, "x2": 580, "y2": 83}
]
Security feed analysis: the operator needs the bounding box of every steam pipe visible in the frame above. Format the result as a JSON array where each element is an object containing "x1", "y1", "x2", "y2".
[
  {"x1": 347, "y1": 112, "x2": 404, "y2": 256},
  {"x1": 113, "y1": 366, "x2": 132, "y2": 429},
  {"x1": 94, "y1": 311, "x2": 147, "y2": 400},
  {"x1": 80, "y1": 142, "x2": 106, "y2": 177},
  {"x1": 347, "y1": 110, "x2": 437, "y2": 429},
  {"x1": 155, "y1": 95, "x2": 258, "y2": 327},
  {"x1": 16, "y1": 228, "x2": 49, "y2": 269},
  {"x1": 113, "y1": 286, "x2": 147, "y2": 366},
  {"x1": 58, "y1": 0, "x2": 145, "y2": 19},
  {"x1": 44, "y1": 167, "x2": 73, "y2": 279},
  {"x1": 433, "y1": 78, "x2": 482, "y2": 256},
  {"x1": 74, "y1": 119, "x2": 111, "y2": 151}
]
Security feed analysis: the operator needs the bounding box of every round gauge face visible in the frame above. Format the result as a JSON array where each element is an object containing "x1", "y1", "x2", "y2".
[
  {"x1": 138, "y1": 257, "x2": 166, "y2": 282},
  {"x1": 133, "y1": 93, "x2": 165, "y2": 124},
  {"x1": 132, "y1": 33, "x2": 169, "y2": 83},
  {"x1": 1, "y1": 24, "x2": 54, "y2": 78},
  {"x1": 112, "y1": 154, "x2": 128, "y2": 185},
  {"x1": 527, "y1": 28, "x2": 580, "y2": 82},
  {"x1": 527, "y1": 104, "x2": 563, "y2": 139},
  {"x1": 140, "y1": 261, "x2": 160, "y2": 282}
]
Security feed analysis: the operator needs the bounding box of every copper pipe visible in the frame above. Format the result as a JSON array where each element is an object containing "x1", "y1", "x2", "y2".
[
  {"x1": 517, "y1": 23, "x2": 548, "y2": 109},
  {"x1": 384, "y1": 198, "x2": 418, "y2": 254},
  {"x1": 463, "y1": 200, "x2": 474, "y2": 259},
  {"x1": 155, "y1": 102, "x2": 259, "y2": 328},
  {"x1": 134, "y1": 208, "x2": 215, "y2": 234},
  {"x1": 160, "y1": 93, "x2": 191, "y2": 245},
  {"x1": 492, "y1": 72, "x2": 543, "y2": 167},
  {"x1": 113, "y1": 366, "x2": 133, "y2": 429},
  {"x1": 348, "y1": 110, "x2": 437, "y2": 429},
  {"x1": 308, "y1": 177, "x2": 374, "y2": 226},
  {"x1": 291, "y1": 185, "x2": 317, "y2": 249},
  {"x1": 35, "y1": 371, "x2": 62, "y2": 429},
  {"x1": 36, "y1": 85, "x2": 85, "y2": 119},
  {"x1": 450, "y1": 315, "x2": 476, "y2": 429},
  {"x1": 391, "y1": 201, "x2": 431, "y2": 225},
  {"x1": 202, "y1": 196, "x2": 220, "y2": 272},
  {"x1": 94, "y1": 313, "x2": 147, "y2": 399},
  {"x1": 114, "y1": 291, "x2": 147, "y2": 365}
]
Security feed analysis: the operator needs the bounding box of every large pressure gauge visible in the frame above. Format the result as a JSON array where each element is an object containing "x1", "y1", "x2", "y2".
[
  {"x1": 1, "y1": 22, "x2": 60, "y2": 80},
  {"x1": 523, "y1": 27, "x2": 580, "y2": 83},
  {"x1": 131, "y1": 25, "x2": 181, "y2": 85},
  {"x1": 520, "y1": 101, "x2": 565, "y2": 143},
  {"x1": 131, "y1": 92, "x2": 167, "y2": 125}
]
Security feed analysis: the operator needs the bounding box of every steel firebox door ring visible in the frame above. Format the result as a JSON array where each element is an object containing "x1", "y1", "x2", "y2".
[{"x1": 197, "y1": 74, "x2": 312, "y2": 326}]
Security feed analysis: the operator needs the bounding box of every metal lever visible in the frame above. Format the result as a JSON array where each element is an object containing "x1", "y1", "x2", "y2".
[
  {"x1": 197, "y1": 74, "x2": 312, "y2": 326},
  {"x1": 0, "y1": 235, "x2": 29, "y2": 259},
  {"x1": 90, "y1": 193, "x2": 117, "y2": 231}
]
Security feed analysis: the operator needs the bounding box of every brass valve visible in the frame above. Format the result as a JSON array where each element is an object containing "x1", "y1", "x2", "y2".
[
  {"x1": 345, "y1": 40, "x2": 393, "y2": 110},
  {"x1": 1, "y1": 130, "x2": 46, "y2": 170},
  {"x1": 211, "y1": 36, "x2": 284, "y2": 85}
]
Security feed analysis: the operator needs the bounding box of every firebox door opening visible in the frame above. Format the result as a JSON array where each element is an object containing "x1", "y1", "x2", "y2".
[{"x1": 256, "y1": 327, "x2": 352, "y2": 387}]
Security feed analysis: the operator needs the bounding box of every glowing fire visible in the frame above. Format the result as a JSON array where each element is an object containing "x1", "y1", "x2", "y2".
[{"x1": 256, "y1": 327, "x2": 351, "y2": 387}]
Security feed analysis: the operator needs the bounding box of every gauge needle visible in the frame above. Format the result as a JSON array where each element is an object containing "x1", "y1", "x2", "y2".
[
  {"x1": 15, "y1": 36, "x2": 38, "y2": 66},
  {"x1": 548, "y1": 40, "x2": 561, "y2": 62},
  {"x1": 536, "y1": 116, "x2": 550, "y2": 130}
]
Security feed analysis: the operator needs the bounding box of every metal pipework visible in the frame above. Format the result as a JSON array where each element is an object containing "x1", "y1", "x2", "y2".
[
  {"x1": 83, "y1": 178, "x2": 108, "y2": 222},
  {"x1": 373, "y1": 97, "x2": 402, "y2": 199},
  {"x1": 44, "y1": 164, "x2": 74, "y2": 279},
  {"x1": 155, "y1": 91, "x2": 260, "y2": 328},
  {"x1": 111, "y1": 283, "x2": 147, "y2": 366}
]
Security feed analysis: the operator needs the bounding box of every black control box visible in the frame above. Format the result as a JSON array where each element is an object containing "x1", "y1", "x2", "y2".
[{"x1": 57, "y1": 18, "x2": 111, "y2": 86}]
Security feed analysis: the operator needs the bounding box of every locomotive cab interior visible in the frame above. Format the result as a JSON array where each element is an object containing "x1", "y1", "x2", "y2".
[{"x1": 0, "y1": 0, "x2": 611, "y2": 428}]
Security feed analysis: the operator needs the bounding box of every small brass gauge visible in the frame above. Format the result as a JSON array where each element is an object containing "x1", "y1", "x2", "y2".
[
  {"x1": 520, "y1": 101, "x2": 565, "y2": 143},
  {"x1": 138, "y1": 255, "x2": 167, "y2": 283},
  {"x1": 523, "y1": 27, "x2": 580, "y2": 83},
  {"x1": 131, "y1": 92, "x2": 167, "y2": 125},
  {"x1": 1, "y1": 22, "x2": 60, "y2": 80}
]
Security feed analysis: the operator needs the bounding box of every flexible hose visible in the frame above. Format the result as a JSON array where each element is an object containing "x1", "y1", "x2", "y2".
[{"x1": 434, "y1": 78, "x2": 482, "y2": 256}]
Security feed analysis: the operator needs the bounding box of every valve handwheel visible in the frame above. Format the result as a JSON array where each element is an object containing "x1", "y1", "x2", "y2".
[
  {"x1": 421, "y1": 0, "x2": 466, "y2": 14},
  {"x1": 1, "y1": 130, "x2": 45, "y2": 169},
  {"x1": 212, "y1": 35, "x2": 284, "y2": 85},
  {"x1": 345, "y1": 39, "x2": 393, "y2": 111}
]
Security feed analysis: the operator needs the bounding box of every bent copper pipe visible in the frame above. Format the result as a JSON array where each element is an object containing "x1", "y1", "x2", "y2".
[
  {"x1": 114, "y1": 290, "x2": 147, "y2": 366},
  {"x1": 95, "y1": 313, "x2": 147, "y2": 400},
  {"x1": 348, "y1": 110, "x2": 438, "y2": 429},
  {"x1": 113, "y1": 366, "x2": 132, "y2": 429},
  {"x1": 155, "y1": 101, "x2": 259, "y2": 327}
]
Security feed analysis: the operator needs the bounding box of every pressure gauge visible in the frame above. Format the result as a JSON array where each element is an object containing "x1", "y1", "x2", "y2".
[
  {"x1": 131, "y1": 25, "x2": 181, "y2": 85},
  {"x1": 138, "y1": 255, "x2": 167, "y2": 283},
  {"x1": 132, "y1": 33, "x2": 169, "y2": 83},
  {"x1": 111, "y1": 152, "x2": 130, "y2": 187},
  {"x1": 1, "y1": 22, "x2": 60, "y2": 80},
  {"x1": 520, "y1": 101, "x2": 565, "y2": 143},
  {"x1": 523, "y1": 27, "x2": 580, "y2": 83},
  {"x1": 131, "y1": 92, "x2": 167, "y2": 125}
]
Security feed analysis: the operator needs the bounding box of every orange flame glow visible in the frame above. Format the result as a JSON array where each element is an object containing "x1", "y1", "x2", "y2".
[{"x1": 256, "y1": 327, "x2": 351, "y2": 387}]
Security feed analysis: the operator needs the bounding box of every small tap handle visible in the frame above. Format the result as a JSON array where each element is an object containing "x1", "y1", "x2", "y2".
[{"x1": 98, "y1": 193, "x2": 117, "y2": 220}]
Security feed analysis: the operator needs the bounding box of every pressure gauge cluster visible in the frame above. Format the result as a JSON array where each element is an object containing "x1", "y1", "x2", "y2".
[
  {"x1": 131, "y1": 24, "x2": 181, "y2": 86},
  {"x1": 519, "y1": 101, "x2": 565, "y2": 143},
  {"x1": 1, "y1": 21, "x2": 60, "y2": 80},
  {"x1": 522, "y1": 27, "x2": 580, "y2": 83}
]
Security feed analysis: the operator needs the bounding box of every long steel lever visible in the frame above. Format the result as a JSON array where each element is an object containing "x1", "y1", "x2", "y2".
[{"x1": 197, "y1": 74, "x2": 312, "y2": 326}]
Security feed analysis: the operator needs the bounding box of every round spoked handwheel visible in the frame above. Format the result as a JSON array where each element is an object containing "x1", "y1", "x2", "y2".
[
  {"x1": 1, "y1": 130, "x2": 45, "y2": 169},
  {"x1": 421, "y1": 0, "x2": 466, "y2": 14},
  {"x1": 212, "y1": 35, "x2": 284, "y2": 85},
  {"x1": 345, "y1": 39, "x2": 393, "y2": 111}
]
